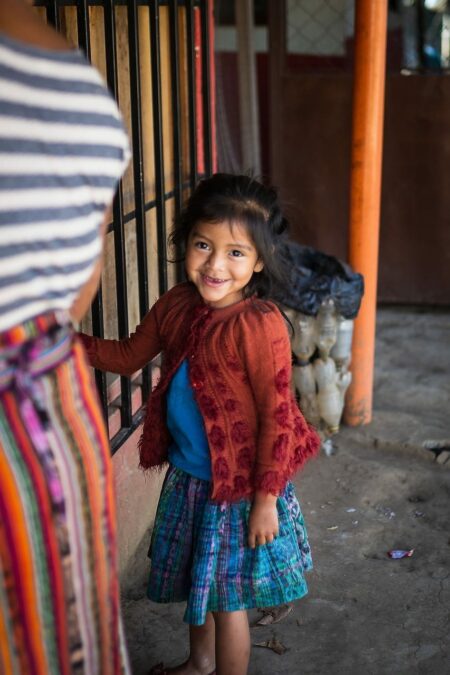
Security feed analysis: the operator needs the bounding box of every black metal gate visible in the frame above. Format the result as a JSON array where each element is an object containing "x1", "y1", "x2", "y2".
[{"x1": 34, "y1": 0, "x2": 214, "y2": 452}]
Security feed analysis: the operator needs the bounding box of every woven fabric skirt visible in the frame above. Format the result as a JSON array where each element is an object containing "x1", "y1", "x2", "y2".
[
  {"x1": 0, "y1": 313, "x2": 130, "y2": 675},
  {"x1": 147, "y1": 464, "x2": 313, "y2": 626}
]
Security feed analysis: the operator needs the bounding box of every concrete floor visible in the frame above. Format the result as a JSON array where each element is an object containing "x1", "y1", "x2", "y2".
[{"x1": 122, "y1": 307, "x2": 450, "y2": 675}]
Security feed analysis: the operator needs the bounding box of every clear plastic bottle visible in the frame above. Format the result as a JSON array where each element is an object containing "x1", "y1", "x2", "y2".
[
  {"x1": 336, "y1": 369, "x2": 352, "y2": 401},
  {"x1": 293, "y1": 364, "x2": 321, "y2": 426},
  {"x1": 290, "y1": 312, "x2": 316, "y2": 364},
  {"x1": 314, "y1": 357, "x2": 343, "y2": 433},
  {"x1": 293, "y1": 362, "x2": 315, "y2": 396},
  {"x1": 316, "y1": 298, "x2": 337, "y2": 359},
  {"x1": 331, "y1": 318, "x2": 354, "y2": 369},
  {"x1": 300, "y1": 394, "x2": 321, "y2": 428}
]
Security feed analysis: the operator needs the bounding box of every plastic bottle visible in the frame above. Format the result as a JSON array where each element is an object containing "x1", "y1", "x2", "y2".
[
  {"x1": 331, "y1": 318, "x2": 354, "y2": 369},
  {"x1": 290, "y1": 312, "x2": 316, "y2": 364},
  {"x1": 293, "y1": 364, "x2": 320, "y2": 426},
  {"x1": 293, "y1": 362, "x2": 315, "y2": 396},
  {"x1": 336, "y1": 370, "x2": 352, "y2": 402},
  {"x1": 316, "y1": 298, "x2": 337, "y2": 359},
  {"x1": 300, "y1": 394, "x2": 321, "y2": 428},
  {"x1": 314, "y1": 357, "x2": 343, "y2": 433}
]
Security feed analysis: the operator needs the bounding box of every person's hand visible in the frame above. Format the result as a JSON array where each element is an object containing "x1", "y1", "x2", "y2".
[{"x1": 248, "y1": 491, "x2": 279, "y2": 548}]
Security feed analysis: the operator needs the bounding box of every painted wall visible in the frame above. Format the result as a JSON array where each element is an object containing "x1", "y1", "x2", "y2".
[
  {"x1": 269, "y1": 70, "x2": 450, "y2": 305},
  {"x1": 216, "y1": 56, "x2": 450, "y2": 305},
  {"x1": 215, "y1": 4, "x2": 450, "y2": 306},
  {"x1": 112, "y1": 428, "x2": 165, "y2": 591}
]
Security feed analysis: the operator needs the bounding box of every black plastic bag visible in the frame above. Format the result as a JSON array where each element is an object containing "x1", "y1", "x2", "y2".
[{"x1": 273, "y1": 240, "x2": 364, "y2": 319}]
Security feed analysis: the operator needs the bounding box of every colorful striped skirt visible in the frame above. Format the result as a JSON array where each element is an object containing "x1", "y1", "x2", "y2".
[
  {"x1": 0, "y1": 312, "x2": 130, "y2": 675},
  {"x1": 147, "y1": 465, "x2": 312, "y2": 626}
]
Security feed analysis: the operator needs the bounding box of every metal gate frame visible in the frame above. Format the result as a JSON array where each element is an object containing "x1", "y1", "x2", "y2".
[{"x1": 34, "y1": 0, "x2": 215, "y2": 452}]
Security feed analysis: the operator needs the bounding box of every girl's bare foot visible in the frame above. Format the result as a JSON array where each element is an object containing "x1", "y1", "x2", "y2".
[
  {"x1": 149, "y1": 660, "x2": 215, "y2": 675},
  {"x1": 150, "y1": 614, "x2": 216, "y2": 675}
]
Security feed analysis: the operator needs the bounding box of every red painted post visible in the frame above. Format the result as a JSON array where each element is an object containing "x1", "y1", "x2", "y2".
[
  {"x1": 208, "y1": 0, "x2": 217, "y2": 172},
  {"x1": 194, "y1": 8, "x2": 204, "y2": 174},
  {"x1": 194, "y1": 0, "x2": 217, "y2": 175},
  {"x1": 344, "y1": 0, "x2": 388, "y2": 426}
]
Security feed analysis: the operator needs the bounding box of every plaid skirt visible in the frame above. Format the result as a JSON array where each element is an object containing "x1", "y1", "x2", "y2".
[{"x1": 147, "y1": 465, "x2": 312, "y2": 626}]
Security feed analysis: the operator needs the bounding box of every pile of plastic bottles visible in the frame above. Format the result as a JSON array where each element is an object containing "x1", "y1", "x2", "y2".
[{"x1": 284, "y1": 298, "x2": 354, "y2": 448}]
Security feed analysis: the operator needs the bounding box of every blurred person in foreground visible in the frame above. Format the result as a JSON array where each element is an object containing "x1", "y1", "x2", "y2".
[{"x1": 0, "y1": 0, "x2": 131, "y2": 672}]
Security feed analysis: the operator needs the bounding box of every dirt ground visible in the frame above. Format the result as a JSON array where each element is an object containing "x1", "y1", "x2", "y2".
[{"x1": 122, "y1": 307, "x2": 450, "y2": 675}]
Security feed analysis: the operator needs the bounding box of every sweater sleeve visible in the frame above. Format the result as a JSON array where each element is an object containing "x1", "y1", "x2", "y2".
[
  {"x1": 239, "y1": 304, "x2": 319, "y2": 494},
  {"x1": 78, "y1": 298, "x2": 164, "y2": 376}
]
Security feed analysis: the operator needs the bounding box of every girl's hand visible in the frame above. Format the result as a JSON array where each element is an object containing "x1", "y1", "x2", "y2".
[{"x1": 248, "y1": 491, "x2": 279, "y2": 548}]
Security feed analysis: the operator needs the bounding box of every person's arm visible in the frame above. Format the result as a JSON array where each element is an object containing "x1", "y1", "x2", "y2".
[
  {"x1": 78, "y1": 305, "x2": 163, "y2": 377},
  {"x1": 0, "y1": 0, "x2": 72, "y2": 51},
  {"x1": 79, "y1": 284, "x2": 192, "y2": 377}
]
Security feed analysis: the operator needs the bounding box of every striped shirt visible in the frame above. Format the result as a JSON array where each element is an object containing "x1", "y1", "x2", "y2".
[{"x1": 0, "y1": 33, "x2": 130, "y2": 333}]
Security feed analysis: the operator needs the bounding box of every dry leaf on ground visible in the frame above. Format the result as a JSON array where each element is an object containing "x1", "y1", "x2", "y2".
[
  {"x1": 254, "y1": 603, "x2": 293, "y2": 626},
  {"x1": 253, "y1": 637, "x2": 288, "y2": 655}
]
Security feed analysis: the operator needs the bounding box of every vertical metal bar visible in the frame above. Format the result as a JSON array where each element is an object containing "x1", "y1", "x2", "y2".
[
  {"x1": 91, "y1": 289, "x2": 109, "y2": 426},
  {"x1": 78, "y1": 2, "x2": 101, "y2": 422},
  {"x1": 186, "y1": 0, "x2": 198, "y2": 190},
  {"x1": 149, "y1": 1, "x2": 168, "y2": 294},
  {"x1": 77, "y1": 0, "x2": 91, "y2": 59},
  {"x1": 46, "y1": 1, "x2": 60, "y2": 31},
  {"x1": 168, "y1": 0, "x2": 183, "y2": 211},
  {"x1": 104, "y1": 1, "x2": 119, "y2": 98},
  {"x1": 200, "y1": 0, "x2": 212, "y2": 176},
  {"x1": 168, "y1": 0, "x2": 184, "y2": 281},
  {"x1": 127, "y1": 0, "x2": 151, "y2": 401},
  {"x1": 103, "y1": 0, "x2": 132, "y2": 428}
]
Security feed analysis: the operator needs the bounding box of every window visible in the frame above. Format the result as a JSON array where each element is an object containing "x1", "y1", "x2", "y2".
[{"x1": 34, "y1": 0, "x2": 214, "y2": 452}]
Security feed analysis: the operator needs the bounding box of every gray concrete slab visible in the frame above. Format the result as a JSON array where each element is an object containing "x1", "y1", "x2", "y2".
[{"x1": 122, "y1": 308, "x2": 450, "y2": 674}]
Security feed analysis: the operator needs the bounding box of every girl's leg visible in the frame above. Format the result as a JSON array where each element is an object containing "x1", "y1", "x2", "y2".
[
  {"x1": 154, "y1": 612, "x2": 215, "y2": 674},
  {"x1": 213, "y1": 610, "x2": 250, "y2": 675},
  {"x1": 188, "y1": 613, "x2": 216, "y2": 674}
]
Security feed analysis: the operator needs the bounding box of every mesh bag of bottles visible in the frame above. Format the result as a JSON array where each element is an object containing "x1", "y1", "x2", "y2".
[{"x1": 273, "y1": 241, "x2": 364, "y2": 448}]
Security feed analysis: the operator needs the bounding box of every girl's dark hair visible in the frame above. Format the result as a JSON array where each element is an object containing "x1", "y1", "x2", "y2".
[{"x1": 169, "y1": 173, "x2": 289, "y2": 299}]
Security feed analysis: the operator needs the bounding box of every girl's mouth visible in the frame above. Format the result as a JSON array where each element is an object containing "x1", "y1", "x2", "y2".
[{"x1": 201, "y1": 274, "x2": 228, "y2": 287}]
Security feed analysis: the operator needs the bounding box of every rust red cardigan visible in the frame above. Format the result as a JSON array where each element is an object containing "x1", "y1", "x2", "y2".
[{"x1": 79, "y1": 282, "x2": 320, "y2": 502}]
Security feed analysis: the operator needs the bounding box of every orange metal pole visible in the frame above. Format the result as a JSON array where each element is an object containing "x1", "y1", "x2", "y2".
[{"x1": 344, "y1": 0, "x2": 388, "y2": 426}]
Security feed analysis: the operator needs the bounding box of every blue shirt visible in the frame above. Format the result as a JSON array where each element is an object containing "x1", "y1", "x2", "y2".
[{"x1": 167, "y1": 360, "x2": 212, "y2": 480}]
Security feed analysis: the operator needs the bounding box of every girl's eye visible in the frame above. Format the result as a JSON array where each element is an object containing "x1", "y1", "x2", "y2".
[
  {"x1": 194, "y1": 241, "x2": 209, "y2": 250},
  {"x1": 230, "y1": 250, "x2": 244, "y2": 257}
]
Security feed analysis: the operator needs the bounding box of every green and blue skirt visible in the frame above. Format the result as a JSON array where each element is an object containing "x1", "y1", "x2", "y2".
[{"x1": 147, "y1": 464, "x2": 313, "y2": 625}]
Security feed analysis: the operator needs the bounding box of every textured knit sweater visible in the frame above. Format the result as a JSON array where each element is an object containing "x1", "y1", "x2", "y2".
[{"x1": 79, "y1": 282, "x2": 320, "y2": 502}]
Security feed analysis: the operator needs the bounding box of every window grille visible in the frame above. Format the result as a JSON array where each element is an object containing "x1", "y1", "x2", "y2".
[
  {"x1": 34, "y1": 0, "x2": 214, "y2": 452},
  {"x1": 283, "y1": 0, "x2": 450, "y2": 73}
]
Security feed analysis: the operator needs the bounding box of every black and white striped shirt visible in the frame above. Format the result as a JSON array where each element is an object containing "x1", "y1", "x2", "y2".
[{"x1": 0, "y1": 33, "x2": 130, "y2": 332}]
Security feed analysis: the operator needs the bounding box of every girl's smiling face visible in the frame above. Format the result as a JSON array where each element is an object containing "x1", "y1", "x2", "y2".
[{"x1": 185, "y1": 220, "x2": 264, "y2": 308}]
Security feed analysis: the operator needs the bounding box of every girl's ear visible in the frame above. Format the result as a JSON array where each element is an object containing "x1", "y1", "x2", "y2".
[{"x1": 254, "y1": 259, "x2": 264, "y2": 273}]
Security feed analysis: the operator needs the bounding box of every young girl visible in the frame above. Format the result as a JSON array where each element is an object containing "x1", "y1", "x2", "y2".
[{"x1": 79, "y1": 173, "x2": 320, "y2": 675}]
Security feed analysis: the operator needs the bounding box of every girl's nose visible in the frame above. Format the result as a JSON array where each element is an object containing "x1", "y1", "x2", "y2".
[{"x1": 206, "y1": 250, "x2": 225, "y2": 271}]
